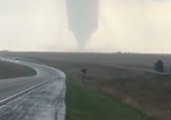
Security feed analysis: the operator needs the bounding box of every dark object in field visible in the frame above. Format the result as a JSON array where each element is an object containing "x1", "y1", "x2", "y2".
[
  {"x1": 81, "y1": 68, "x2": 87, "y2": 83},
  {"x1": 81, "y1": 68, "x2": 87, "y2": 74},
  {"x1": 154, "y1": 59, "x2": 164, "y2": 72}
]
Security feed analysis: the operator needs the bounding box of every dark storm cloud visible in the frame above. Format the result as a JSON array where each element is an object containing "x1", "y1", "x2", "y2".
[{"x1": 66, "y1": 0, "x2": 99, "y2": 48}]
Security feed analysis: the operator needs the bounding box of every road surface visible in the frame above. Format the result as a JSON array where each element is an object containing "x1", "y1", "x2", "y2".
[{"x1": 0, "y1": 56, "x2": 66, "y2": 120}]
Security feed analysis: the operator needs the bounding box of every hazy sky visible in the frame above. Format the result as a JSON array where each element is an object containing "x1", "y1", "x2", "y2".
[{"x1": 0, "y1": 0, "x2": 171, "y2": 53}]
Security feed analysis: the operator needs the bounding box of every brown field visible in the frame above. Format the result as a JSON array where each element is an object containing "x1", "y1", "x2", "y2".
[
  {"x1": 0, "y1": 60, "x2": 36, "y2": 79},
  {"x1": 4, "y1": 52, "x2": 171, "y2": 120}
]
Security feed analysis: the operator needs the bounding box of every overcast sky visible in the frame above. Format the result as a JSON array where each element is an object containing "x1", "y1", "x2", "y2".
[{"x1": 0, "y1": 0, "x2": 171, "y2": 53}]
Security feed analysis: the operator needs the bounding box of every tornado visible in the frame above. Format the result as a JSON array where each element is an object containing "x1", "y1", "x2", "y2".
[{"x1": 66, "y1": 0, "x2": 99, "y2": 49}]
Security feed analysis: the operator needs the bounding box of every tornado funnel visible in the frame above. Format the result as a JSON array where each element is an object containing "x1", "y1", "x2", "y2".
[{"x1": 66, "y1": 0, "x2": 99, "y2": 49}]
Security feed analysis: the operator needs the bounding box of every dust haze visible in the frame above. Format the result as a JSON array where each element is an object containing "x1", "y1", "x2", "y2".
[{"x1": 0, "y1": 0, "x2": 171, "y2": 53}]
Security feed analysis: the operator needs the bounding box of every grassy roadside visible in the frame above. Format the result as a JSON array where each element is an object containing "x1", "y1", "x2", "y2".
[
  {"x1": 0, "y1": 60, "x2": 37, "y2": 79},
  {"x1": 66, "y1": 72, "x2": 150, "y2": 120},
  {"x1": 21, "y1": 57, "x2": 151, "y2": 120},
  {"x1": 14, "y1": 56, "x2": 152, "y2": 120}
]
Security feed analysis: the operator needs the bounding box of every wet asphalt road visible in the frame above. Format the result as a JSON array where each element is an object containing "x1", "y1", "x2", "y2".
[{"x1": 0, "y1": 57, "x2": 66, "y2": 120}]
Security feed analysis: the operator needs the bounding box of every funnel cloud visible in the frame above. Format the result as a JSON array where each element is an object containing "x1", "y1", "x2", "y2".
[{"x1": 66, "y1": 0, "x2": 99, "y2": 49}]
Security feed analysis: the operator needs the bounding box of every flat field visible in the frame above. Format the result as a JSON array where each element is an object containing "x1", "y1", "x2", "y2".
[
  {"x1": 6, "y1": 52, "x2": 171, "y2": 120},
  {"x1": 0, "y1": 60, "x2": 36, "y2": 79}
]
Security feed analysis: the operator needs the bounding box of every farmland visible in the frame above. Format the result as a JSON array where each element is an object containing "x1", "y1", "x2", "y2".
[{"x1": 5, "y1": 52, "x2": 171, "y2": 120}]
